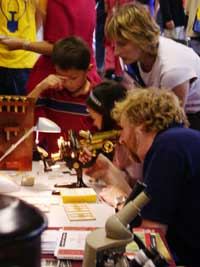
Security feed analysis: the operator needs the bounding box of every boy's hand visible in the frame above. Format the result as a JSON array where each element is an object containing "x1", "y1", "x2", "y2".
[
  {"x1": 39, "y1": 74, "x2": 64, "y2": 91},
  {"x1": 28, "y1": 74, "x2": 65, "y2": 101}
]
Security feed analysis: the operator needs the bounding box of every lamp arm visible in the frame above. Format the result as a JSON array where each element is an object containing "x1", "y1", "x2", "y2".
[{"x1": 0, "y1": 126, "x2": 35, "y2": 163}]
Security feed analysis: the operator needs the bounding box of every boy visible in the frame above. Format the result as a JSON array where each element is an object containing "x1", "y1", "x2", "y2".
[{"x1": 29, "y1": 36, "x2": 95, "y2": 153}]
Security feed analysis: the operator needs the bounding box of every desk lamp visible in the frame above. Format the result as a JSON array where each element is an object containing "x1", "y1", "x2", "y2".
[
  {"x1": 35, "y1": 117, "x2": 61, "y2": 144},
  {"x1": 0, "y1": 117, "x2": 61, "y2": 163}
]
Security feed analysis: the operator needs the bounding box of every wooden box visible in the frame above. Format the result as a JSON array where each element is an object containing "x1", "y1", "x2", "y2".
[{"x1": 0, "y1": 96, "x2": 34, "y2": 170}]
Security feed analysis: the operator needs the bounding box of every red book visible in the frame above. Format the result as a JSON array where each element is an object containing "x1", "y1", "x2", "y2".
[{"x1": 126, "y1": 227, "x2": 176, "y2": 267}]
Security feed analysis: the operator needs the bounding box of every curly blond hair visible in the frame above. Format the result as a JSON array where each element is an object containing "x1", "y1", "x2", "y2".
[
  {"x1": 112, "y1": 88, "x2": 188, "y2": 132},
  {"x1": 105, "y1": 3, "x2": 160, "y2": 56}
]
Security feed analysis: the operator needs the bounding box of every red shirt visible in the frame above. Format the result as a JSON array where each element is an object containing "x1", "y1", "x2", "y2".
[
  {"x1": 35, "y1": 83, "x2": 95, "y2": 153},
  {"x1": 27, "y1": 0, "x2": 101, "y2": 93}
]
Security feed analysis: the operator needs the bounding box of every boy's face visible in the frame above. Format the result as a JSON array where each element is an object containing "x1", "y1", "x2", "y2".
[{"x1": 55, "y1": 66, "x2": 88, "y2": 94}]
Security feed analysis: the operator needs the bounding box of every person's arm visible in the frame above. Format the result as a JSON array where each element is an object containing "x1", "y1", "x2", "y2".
[
  {"x1": 99, "y1": 184, "x2": 129, "y2": 208},
  {"x1": 172, "y1": 80, "x2": 190, "y2": 107},
  {"x1": 154, "y1": 0, "x2": 160, "y2": 19},
  {"x1": 0, "y1": 0, "x2": 50, "y2": 54},
  {"x1": 0, "y1": 38, "x2": 53, "y2": 55},
  {"x1": 185, "y1": 0, "x2": 190, "y2": 16},
  {"x1": 35, "y1": 2, "x2": 45, "y2": 31},
  {"x1": 28, "y1": 74, "x2": 64, "y2": 102},
  {"x1": 36, "y1": 0, "x2": 47, "y2": 30},
  {"x1": 83, "y1": 153, "x2": 132, "y2": 194}
]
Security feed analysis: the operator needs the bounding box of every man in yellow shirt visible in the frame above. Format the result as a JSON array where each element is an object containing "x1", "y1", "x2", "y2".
[{"x1": 0, "y1": 0, "x2": 43, "y2": 95}]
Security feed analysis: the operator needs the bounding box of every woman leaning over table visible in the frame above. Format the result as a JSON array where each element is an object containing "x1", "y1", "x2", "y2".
[
  {"x1": 79, "y1": 81, "x2": 143, "y2": 201},
  {"x1": 105, "y1": 2, "x2": 200, "y2": 130}
]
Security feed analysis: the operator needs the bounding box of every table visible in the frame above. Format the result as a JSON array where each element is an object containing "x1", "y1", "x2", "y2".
[
  {"x1": 1, "y1": 161, "x2": 176, "y2": 267},
  {"x1": 4, "y1": 161, "x2": 115, "y2": 228}
]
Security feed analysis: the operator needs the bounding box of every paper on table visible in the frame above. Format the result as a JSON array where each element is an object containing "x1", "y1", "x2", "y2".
[
  {"x1": 64, "y1": 203, "x2": 96, "y2": 221},
  {"x1": 42, "y1": 229, "x2": 60, "y2": 254},
  {"x1": 54, "y1": 229, "x2": 91, "y2": 260}
]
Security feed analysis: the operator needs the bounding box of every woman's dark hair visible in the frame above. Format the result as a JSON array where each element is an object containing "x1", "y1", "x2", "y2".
[{"x1": 86, "y1": 81, "x2": 127, "y2": 130}]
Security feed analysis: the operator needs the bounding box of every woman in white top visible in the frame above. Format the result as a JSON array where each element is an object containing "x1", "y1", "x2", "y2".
[{"x1": 105, "y1": 2, "x2": 200, "y2": 130}]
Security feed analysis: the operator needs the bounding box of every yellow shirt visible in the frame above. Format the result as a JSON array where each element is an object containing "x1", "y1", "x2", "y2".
[{"x1": 0, "y1": 0, "x2": 42, "y2": 68}]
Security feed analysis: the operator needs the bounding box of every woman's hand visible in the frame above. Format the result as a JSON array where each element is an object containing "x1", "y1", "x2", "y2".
[
  {"x1": 84, "y1": 153, "x2": 132, "y2": 194},
  {"x1": 99, "y1": 185, "x2": 127, "y2": 208},
  {"x1": 79, "y1": 147, "x2": 93, "y2": 165},
  {"x1": 83, "y1": 153, "x2": 111, "y2": 180}
]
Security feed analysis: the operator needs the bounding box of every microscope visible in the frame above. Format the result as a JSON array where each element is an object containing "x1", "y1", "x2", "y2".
[
  {"x1": 83, "y1": 190, "x2": 169, "y2": 267},
  {"x1": 51, "y1": 129, "x2": 120, "y2": 187}
]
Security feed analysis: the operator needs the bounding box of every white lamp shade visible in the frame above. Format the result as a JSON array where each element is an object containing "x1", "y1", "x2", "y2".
[
  {"x1": 0, "y1": 117, "x2": 61, "y2": 162},
  {"x1": 36, "y1": 117, "x2": 61, "y2": 133}
]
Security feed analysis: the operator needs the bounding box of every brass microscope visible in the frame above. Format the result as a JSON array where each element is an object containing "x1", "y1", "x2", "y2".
[{"x1": 41, "y1": 129, "x2": 120, "y2": 187}]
